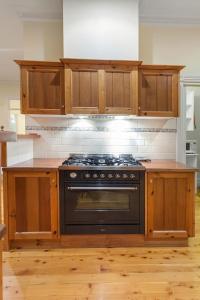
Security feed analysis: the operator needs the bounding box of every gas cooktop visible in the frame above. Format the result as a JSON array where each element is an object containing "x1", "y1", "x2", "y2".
[{"x1": 62, "y1": 154, "x2": 142, "y2": 167}]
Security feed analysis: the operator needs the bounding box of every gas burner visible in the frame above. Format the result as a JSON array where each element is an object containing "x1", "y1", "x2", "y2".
[{"x1": 62, "y1": 154, "x2": 141, "y2": 167}]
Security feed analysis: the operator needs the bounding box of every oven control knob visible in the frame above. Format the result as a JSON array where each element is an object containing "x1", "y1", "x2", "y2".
[
  {"x1": 108, "y1": 173, "x2": 113, "y2": 179},
  {"x1": 115, "y1": 173, "x2": 121, "y2": 179},
  {"x1": 100, "y1": 173, "x2": 105, "y2": 178},
  {"x1": 69, "y1": 172, "x2": 77, "y2": 179},
  {"x1": 123, "y1": 173, "x2": 128, "y2": 179},
  {"x1": 93, "y1": 173, "x2": 98, "y2": 178},
  {"x1": 85, "y1": 173, "x2": 91, "y2": 178},
  {"x1": 130, "y1": 174, "x2": 136, "y2": 179}
]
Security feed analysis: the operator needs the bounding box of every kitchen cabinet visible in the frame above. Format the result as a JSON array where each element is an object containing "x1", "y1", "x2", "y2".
[
  {"x1": 15, "y1": 60, "x2": 65, "y2": 114},
  {"x1": 104, "y1": 69, "x2": 138, "y2": 114},
  {"x1": 138, "y1": 65, "x2": 184, "y2": 117},
  {"x1": 15, "y1": 59, "x2": 185, "y2": 116},
  {"x1": 0, "y1": 225, "x2": 5, "y2": 300},
  {"x1": 62, "y1": 59, "x2": 141, "y2": 114},
  {"x1": 5, "y1": 170, "x2": 58, "y2": 241},
  {"x1": 147, "y1": 172, "x2": 195, "y2": 239}
]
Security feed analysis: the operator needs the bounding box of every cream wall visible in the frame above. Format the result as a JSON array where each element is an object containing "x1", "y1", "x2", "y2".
[
  {"x1": 0, "y1": 20, "x2": 63, "y2": 129},
  {"x1": 140, "y1": 24, "x2": 200, "y2": 75},
  {"x1": 0, "y1": 81, "x2": 19, "y2": 130},
  {"x1": 23, "y1": 21, "x2": 63, "y2": 60}
]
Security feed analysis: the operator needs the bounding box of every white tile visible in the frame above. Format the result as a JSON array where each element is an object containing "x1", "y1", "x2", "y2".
[
  {"x1": 137, "y1": 119, "x2": 176, "y2": 129},
  {"x1": 28, "y1": 117, "x2": 178, "y2": 159}
]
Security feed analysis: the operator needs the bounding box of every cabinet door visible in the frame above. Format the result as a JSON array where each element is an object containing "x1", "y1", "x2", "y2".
[
  {"x1": 104, "y1": 70, "x2": 137, "y2": 114},
  {"x1": 65, "y1": 69, "x2": 101, "y2": 114},
  {"x1": 21, "y1": 66, "x2": 65, "y2": 114},
  {"x1": 147, "y1": 172, "x2": 195, "y2": 239},
  {"x1": 7, "y1": 171, "x2": 58, "y2": 240},
  {"x1": 139, "y1": 69, "x2": 179, "y2": 117}
]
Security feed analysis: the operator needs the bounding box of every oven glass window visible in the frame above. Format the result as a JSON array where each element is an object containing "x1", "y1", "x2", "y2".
[{"x1": 76, "y1": 191, "x2": 130, "y2": 210}]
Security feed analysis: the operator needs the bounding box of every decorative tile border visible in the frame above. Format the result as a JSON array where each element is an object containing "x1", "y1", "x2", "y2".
[{"x1": 26, "y1": 126, "x2": 177, "y2": 133}]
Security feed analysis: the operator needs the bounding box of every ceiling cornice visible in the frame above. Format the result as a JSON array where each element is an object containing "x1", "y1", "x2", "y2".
[
  {"x1": 140, "y1": 16, "x2": 200, "y2": 25},
  {"x1": 18, "y1": 11, "x2": 62, "y2": 22},
  {"x1": 138, "y1": 0, "x2": 145, "y2": 11}
]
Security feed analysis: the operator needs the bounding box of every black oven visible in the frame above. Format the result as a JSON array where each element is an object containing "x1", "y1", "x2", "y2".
[{"x1": 60, "y1": 170, "x2": 145, "y2": 234}]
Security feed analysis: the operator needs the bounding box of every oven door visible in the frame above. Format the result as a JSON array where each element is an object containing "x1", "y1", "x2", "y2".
[{"x1": 63, "y1": 183, "x2": 140, "y2": 225}]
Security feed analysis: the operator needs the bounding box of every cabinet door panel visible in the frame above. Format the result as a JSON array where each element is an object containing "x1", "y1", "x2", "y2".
[
  {"x1": 19, "y1": 63, "x2": 65, "y2": 115},
  {"x1": 157, "y1": 75, "x2": 172, "y2": 111},
  {"x1": 72, "y1": 70, "x2": 99, "y2": 108},
  {"x1": 15, "y1": 177, "x2": 51, "y2": 233},
  {"x1": 28, "y1": 70, "x2": 62, "y2": 110},
  {"x1": 105, "y1": 70, "x2": 136, "y2": 114},
  {"x1": 8, "y1": 172, "x2": 58, "y2": 240},
  {"x1": 147, "y1": 172, "x2": 195, "y2": 239},
  {"x1": 106, "y1": 72, "x2": 131, "y2": 108},
  {"x1": 139, "y1": 68, "x2": 180, "y2": 117},
  {"x1": 153, "y1": 177, "x2": 187, "y2": 231},
  {"x1": 140, "y1": 74, "x2": 173, "y2": 112}
]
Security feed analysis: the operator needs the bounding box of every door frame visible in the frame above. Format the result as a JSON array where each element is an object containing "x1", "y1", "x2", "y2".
[{"x1": 177, "y1": 76, "x2": 200, "y2": 164}]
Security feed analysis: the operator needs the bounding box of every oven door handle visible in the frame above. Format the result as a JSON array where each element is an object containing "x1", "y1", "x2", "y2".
[{"x1": 67, "y1": 186, "x2": 138, "y2": 191}]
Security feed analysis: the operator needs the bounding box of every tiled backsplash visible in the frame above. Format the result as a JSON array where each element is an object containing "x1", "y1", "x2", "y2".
[{"x1": 25, "y1": 116, "x2": 177, "y2": 159}]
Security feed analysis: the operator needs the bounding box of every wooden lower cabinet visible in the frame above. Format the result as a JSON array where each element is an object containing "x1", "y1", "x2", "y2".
[
  {"x1": 147, "y1": 172, "x2": 195, "y2": 240},
  {"x1": 5, "y1": 171, "x2": 58, "y2": 241}
]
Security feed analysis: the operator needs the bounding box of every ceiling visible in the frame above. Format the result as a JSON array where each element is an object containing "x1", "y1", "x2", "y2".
[
  {"x1": 1, "y1": 0, "x2": 200, "y2": 82},
  {"x1": 11, "y1": 0, "x2": 63, "y2": 20},
  {"x1": 9, "y1": 0, "x2": 200, "y2": 24},
  {"x1": 140, "y1": 0, "x2": 200, "y2": 24}
]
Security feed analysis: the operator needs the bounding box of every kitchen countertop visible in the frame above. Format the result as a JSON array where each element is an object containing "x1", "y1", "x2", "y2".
[
  {"x1": 2, "y1": 158, "x2": 198, "y2": 172},
  {"x1": 3, "y1": 158, "x2": 64, "y2": 171},
  {"x1": 141, "y1": 160, "x2": 198, "y2": 172}
]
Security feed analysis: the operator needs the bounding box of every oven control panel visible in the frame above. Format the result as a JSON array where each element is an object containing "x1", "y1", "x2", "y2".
[{"x1": 64, "y1": 170, "x2": 140, "y2": 181}]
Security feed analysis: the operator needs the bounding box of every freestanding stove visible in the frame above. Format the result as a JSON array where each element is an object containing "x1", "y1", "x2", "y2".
[{"x1": 59, "y1": 154, "x2": 145, "y2": 234}]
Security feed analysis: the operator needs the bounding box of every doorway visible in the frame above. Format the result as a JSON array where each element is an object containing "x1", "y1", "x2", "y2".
[{"x1": 178, "y1": 79, "x2": 200, "y2": 191}]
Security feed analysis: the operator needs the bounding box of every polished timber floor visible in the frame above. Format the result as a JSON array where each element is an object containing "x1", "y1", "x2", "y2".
[{"x1": 3, "y1": 197, "x2": 200, "y2": 300}]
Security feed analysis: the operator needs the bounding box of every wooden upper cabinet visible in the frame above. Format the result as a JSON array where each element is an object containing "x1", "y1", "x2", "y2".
[
  {"x1": 147, "y1": 172, "x2": 195, "y2": 240},
  {"x1": 104, "y1": 68, "x2": 138, "y2": 114},
  {"x1": 65, "y1": 68, "x2": 100, "y2": 114},
  {"x1": 15, "y1": 59, "x2": 184, "y2": 116},
  {"x1": 7, "y1": 170, "x2": 58, "y2": 240},
  {"x1": 62, "y1": 59, "x2": 141, "y2": 114},
  {"x1": 15, "y1": 60, "x2": 65, "y2": 114},
  {"x1": 138, "y1": 65, "x2": 184, "y2": 117}
]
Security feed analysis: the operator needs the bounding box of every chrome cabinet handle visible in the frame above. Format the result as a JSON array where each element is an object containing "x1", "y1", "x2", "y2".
[{"x1": 67, "y1": 186, "x2": 138, "y2": 191}]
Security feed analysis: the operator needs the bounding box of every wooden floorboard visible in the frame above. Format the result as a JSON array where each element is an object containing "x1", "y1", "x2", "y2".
[{"x1": 3, "y1": 197, "x2": 200, "y2": 300}]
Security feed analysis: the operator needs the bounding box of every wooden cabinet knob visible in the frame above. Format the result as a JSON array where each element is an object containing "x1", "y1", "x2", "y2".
[{"x1": 9, "y1": 213, "x2": 16, "y2": 218}]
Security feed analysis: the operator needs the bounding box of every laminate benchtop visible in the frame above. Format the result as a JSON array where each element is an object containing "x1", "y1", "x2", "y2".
[
  {"x1": 141, "y1": 160, "x2": 198, "y2": 172},
  {"x1": 3, "y1": 159, "x2": 64, "y2": 171},
  {"x1": 2, "y1": 159, "x2": 197, "y2": 172}
]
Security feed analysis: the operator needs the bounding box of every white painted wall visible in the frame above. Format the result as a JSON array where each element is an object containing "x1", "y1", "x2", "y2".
[
  {"x1": 140, "y1": 24, "x2": 200, "y2": 76},
  {"x1": 63, "y1": 0, "x2": 139, "y2": 60}
]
